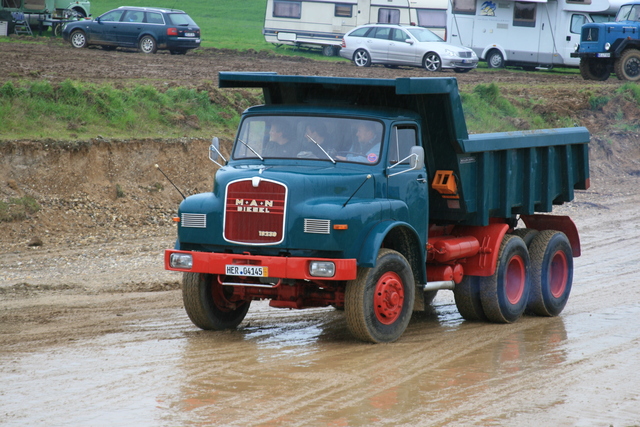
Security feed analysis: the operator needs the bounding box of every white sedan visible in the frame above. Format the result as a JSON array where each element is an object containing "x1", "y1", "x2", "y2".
[{"x1": 340, "y1": 24, "x2": 478, "y2": 73}]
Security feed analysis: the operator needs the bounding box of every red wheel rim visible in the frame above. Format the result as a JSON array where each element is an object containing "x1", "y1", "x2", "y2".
[
  {"x1": 373, "y1": 272, "x2": 405, "y2": 325},
  {"x1": 505, "y1": 255, "x2": 526, "y2": 304},
  {"x1": 549, "y1": 250, "x2": 569, "y2": 298}
]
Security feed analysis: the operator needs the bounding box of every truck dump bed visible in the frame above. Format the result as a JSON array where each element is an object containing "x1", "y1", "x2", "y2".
[{"x1": 219, "y1": 72, "x2": 590, "y2": 226}]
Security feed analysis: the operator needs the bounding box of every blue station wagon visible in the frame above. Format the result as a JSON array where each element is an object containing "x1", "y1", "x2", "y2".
[{"x1": 62, "y1": 6, "x2": 201, "y2": 54}]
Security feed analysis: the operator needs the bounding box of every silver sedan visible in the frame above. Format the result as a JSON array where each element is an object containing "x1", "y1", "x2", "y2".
[{"x1": 340, "y1": 24, "x2": 478, "y2": 73}]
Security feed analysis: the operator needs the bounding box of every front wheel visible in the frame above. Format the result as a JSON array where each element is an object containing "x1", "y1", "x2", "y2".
[
  {"x1": 182, "y1": 272, "x2": 251, "y2": 330},
  {"x1": 527, "y1": 230, "x2": 573, "y2": 316},
  {"x1": 423, "y1": 52, "x2": 442, "y2": 72},
  {"x1": 480, "y1": 235, "x2": 531, "y2": 323},
  {"x1": 353, "y1": 49, "x2": 371, "y2": 67},
  {"x1": 614, "y1": 49, "x2": 640, "y2": 81},
  {"x1": 69, "y1": 30, "x2": 87, "y2": 48},
  {"x1": 139, "y1": 35, "x2": 157, "y2": 54},
  {"x1": 345, "y1": 249, "x2": 415, "y2": 343},
  {"x1": 486, "y1": 50, "x2": 504, "y2": 69},
  {"x1": 579, "y1": 58, "x2": 610, "y2": 81}
]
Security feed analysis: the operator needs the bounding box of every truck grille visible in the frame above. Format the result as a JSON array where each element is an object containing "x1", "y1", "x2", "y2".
[
  {"x1": 181, "y1": 213, "x2": 206, "y2": 228},
  {"x1": 304, "y1": 218, "x2": 331, "y2": 234},
  {"x1": 224, "y1": 178, "x2": 287, "y2": 245}
]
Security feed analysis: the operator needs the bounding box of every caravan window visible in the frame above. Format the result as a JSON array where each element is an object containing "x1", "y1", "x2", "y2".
[
  {"x1": 570, "y1": 14, "x2": 587, "y2": 33},
  {"x1": 416, "y1": 9, "x2": 447, "y2": 28},
  {"x1": 378, "y1": 8, "x2": 401, "y2": 24},
  {"x1": 335, "y1": 4, "x2": 353, "y2": 17},
  {"x1": 513, "y1": 2, "x2": 536, "y2": 27},
  {"x1": 451, "y1": 0, "x2": 476, "y2": 15},
  {"x1": 273, "y1": 1, "x2": 301, "y2": 19}
]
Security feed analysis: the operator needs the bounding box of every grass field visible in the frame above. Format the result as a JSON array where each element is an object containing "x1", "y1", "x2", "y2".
[{"x1": 89, "y1": 0, "x2": 275, "y2": 51}]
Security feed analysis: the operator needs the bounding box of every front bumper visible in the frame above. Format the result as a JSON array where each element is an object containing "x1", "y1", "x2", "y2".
[{"x1": 164, "y1": 250, "x2": 357, "y2": 281}]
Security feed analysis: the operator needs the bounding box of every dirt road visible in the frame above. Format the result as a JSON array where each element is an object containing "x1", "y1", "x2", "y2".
[{"x1": 1, "y1": 40, "x2": 640, "y2": 426}]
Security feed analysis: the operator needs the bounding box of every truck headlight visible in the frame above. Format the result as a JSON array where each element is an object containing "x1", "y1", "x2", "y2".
[
  {"x1": 309, "y1": 261, "x2": 335, "y2": 277},
  {"x1": 170, "y1": 253, "x2": 193, "y2": 269},
  {"x1": 605, "y1": 42, "x2": 611, "y2": 51}
]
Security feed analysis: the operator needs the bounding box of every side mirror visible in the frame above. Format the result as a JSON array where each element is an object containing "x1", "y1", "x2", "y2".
[
  {"x1": 209, "y1": 137, "x2": 227, "y2": 167},
  {"x1": 410, "y1": 146, "x2": 424, "y2": 169},
  {"x1": 405, "y1": 39, "x2": 414, "y2": 45}
]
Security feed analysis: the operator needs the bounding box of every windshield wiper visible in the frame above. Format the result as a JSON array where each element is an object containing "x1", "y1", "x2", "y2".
[
  {"x1": 238, "y1": 138, "x2": 263, "y2": 160},
  {"x1": 306, "y1": 134, "x2": 336, "y2": 164}
]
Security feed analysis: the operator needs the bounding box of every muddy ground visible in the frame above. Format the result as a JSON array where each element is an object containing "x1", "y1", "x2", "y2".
[{"x1": 1, "y1": 40, "x2": 640, "y2": 426}]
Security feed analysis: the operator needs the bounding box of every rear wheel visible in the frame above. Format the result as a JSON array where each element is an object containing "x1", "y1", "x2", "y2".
[
  {"x1": 139, "y1": 35, "x2": 157, "y2": 54},
  {"x1": 182, "y1": 272, "x2": 251, "y2": 330},
  {"x1": 486, "y1": 49, "x2": 504, "y2": 68},
  {"x1": 480, "y1": 235, "x2": 531, "y2": 323},
  {"x1": 69, "y1": 30, "x2": 87, "y2": 48},
  {"x1": 423, "y1": 52, "x2": 442, "y2": 72},
  {"x1": 579, "y1": 58, "x2": 610, "y2": 81},
  {"x1": 614, "y1": 49, "x2": 640, "y2": 81},
  {"x1": 527, "y1": 230, "x2": 573, "y2": 316},
  {"x1": 322, "y1": 45, "x2": 336, "y2": 57},
  {"x1": 345, "y1": 249, "x2": 415, "y2": 343},
  {"x1": 454, "y1": 275, "x2": 487, "y2": 321},
  {"x1": 353, "y1": 49, "x2": 371, "y2": 67}
]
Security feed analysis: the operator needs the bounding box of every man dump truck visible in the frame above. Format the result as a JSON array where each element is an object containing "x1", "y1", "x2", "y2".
[
  {"x1": 164, "y1": 72, "x2": 590, "y2": 343},
  {"x1": 572, "y1": 2, "x2": 640, "y2": 81}
]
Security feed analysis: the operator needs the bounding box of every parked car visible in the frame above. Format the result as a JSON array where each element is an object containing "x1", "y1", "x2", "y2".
[
  {"x1": 339, "y1": 24, "x2": 478, "y2": 73},
  {"x1": 62, "y1": 6, "x2": 201, "y2": 54}
]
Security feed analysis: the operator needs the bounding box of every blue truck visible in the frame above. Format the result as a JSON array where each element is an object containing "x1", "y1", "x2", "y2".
[
  {"x1": 572, "y1": 2, "x2": 640, "y2": 80},
  {"x1": 164, "y1": 72, "x2": 590, "y2": 343}
]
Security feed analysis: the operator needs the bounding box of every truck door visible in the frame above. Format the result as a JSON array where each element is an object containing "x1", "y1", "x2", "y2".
[
  {"x1": 386, "y1": 124, "x2": 429, "y2": 243},
  {"x1": 537, "y1": 1, "x2": 557, "y2": 65}
]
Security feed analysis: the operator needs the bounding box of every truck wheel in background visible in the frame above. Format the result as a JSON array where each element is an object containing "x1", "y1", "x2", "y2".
[
  {"x1": 345, "y1": 249, "x2": 415, "y2": 343},
  {"x1": 486, "y1": 50, "x2": 504, "y2": 69},
  {"x1": 480, "y1": 235, "x2": 531, "y2": 323},
  {"x1": 353, "y1": 49, "x2": 371, "y2": 67},
  {"x1": 454, "y1": 276, "x2": 487, "y2": 321},
  {"x1": 614, "y1": 49, "x2": 640, "y2": 81},
  {"x1": 139, "y1": 35, "x2": 158, "y2": 54},
  {"x1": 322, "y1": 45, "x2": 336, "y2": 57},
  {"x1": 69, "y1": 30, "x2": 88, "y2": 48},
  {"x1": 526, "y1": 230, "x2": 573, "y2": 317},
  {"x1": 423, "y1": 52, "x2": 442, "y2": 72},
  {"x1": 511, "y1": 228, "x2": 539, "y2": 247},
  {"x1": 579, "y1": 58, "x2": 610, "y2": 81},
  {"x1": 182, "y1": 272, "x2": 251, "y2": 330}
]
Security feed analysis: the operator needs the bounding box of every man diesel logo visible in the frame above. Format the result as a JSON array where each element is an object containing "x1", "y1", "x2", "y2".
[{"x1": 235, "y1": 199, "x2": 274, "y2": 213}]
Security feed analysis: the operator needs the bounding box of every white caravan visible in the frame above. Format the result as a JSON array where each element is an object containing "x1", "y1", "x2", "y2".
[
  {"x1": 263, "y1": 0, "x2": 448, "y2": 56},
  {"x1": 447, "y1": 0, "x2": 624, "y2": 69}
]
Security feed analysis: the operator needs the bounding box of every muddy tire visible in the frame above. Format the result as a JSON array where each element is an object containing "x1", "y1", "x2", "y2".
[
  {"x1": 480, "y1": 235, "x2": 530, "y2": 323},
  {"x1": 579, "y1": 58, "x2": 610, "y2": 81},
  {"x1": 345, "y1": 249, "x2": 415, "y2": 343},
  {"x1": 182, "y1": 272, "x2": 251, "y2": 330},
  {"x1": 527, "y1": 230, "x2": 573, "y2": 316},
  {"x1": 454, "y1": 275, "x2": 487, "y2": 321},
  {"x1": 614, "y1": 49, "x2": 640, "y2": 82}
]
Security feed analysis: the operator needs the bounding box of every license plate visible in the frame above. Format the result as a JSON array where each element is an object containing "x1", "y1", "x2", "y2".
[
  {"x1": 225, "y1": 264, "x2": 268, "y2": 277},
  {"x1": 185, "y1": 32, "x2": 195, "y2": 37},
  {"x1": 597, "y1": 53, "x2": 611, "y2": 58}
]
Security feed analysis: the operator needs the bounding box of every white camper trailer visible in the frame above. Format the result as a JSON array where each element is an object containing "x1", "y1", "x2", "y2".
[
  {"x1": 263, "y1": 0, "x2": 448, "y2": 56},
  {"x1": 447, "y1": 0, "x2": 623, "y2": 69}
]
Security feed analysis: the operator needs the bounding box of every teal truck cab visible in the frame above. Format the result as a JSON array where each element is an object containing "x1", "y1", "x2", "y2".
[{"x1": 165, "y1": 72, "x2": 590, "y2": 343}]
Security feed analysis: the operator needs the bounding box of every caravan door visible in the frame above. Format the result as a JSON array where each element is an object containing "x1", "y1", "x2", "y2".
[{"x1": 537, "y1": 0, "x2": 559, "y2": 66}]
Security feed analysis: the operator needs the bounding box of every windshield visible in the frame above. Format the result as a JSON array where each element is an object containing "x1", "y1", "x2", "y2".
[
  {"x1": 616, "y1": 5, "x2": 640, "y2": 21},
  {"x1": 167, "y1": 13, "x2": 198, "y2": 26},
  {"x1": 232, "y1": 116, "x2": 384, "y2": 164},
  {"x1": 406, "y1": 27, "x2": 443, "y2": 42}
]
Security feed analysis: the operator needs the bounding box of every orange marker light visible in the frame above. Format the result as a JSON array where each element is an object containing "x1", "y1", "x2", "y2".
[{"x1": 333, "y1": 224, "x2": 348, "y2": 230}]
